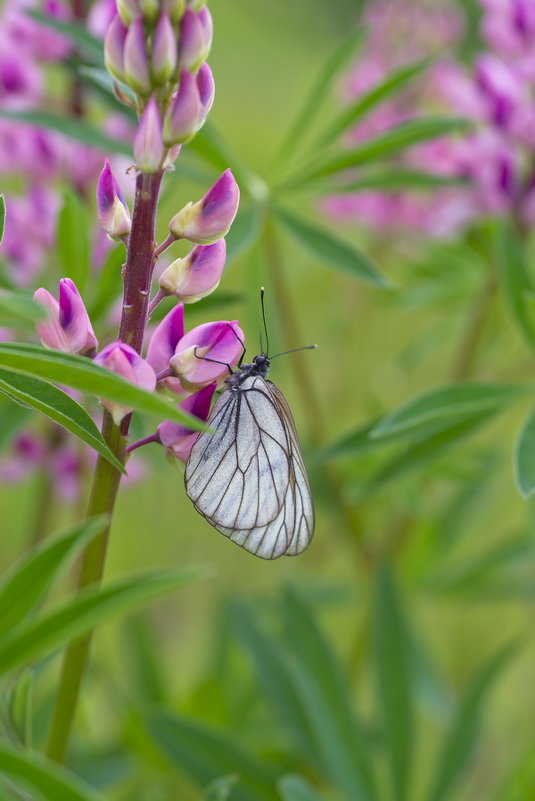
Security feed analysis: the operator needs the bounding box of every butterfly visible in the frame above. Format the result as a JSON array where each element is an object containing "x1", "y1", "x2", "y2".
[{"x1": 185, "y1": 297, "x2": 315, "y2": 560}]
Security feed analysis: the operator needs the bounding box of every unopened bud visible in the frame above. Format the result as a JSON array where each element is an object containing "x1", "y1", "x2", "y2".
[
  {"x1": 169, "y1": 169, "x2": 239, "y2": 244},
  {"x1": 117, "y1": 0, "x2": 139, "y2": 25},
  {"x1": 159, "y1": 239, "x2": 226, "y2": 302},
  {"x1": 96, "y1": 158, "x2": 131, "y2": 240},
  {"x1": 179, "y1": 7, "x2": 213, "y2": 72},
  {"x1": 104, "y1": 14, "x2": 128, "y2": 82},
  {"x1": 95, "y1": 342, "x2": 156, "y2": 423},
  {"x1": 34, "y1": 278, "x2": 97, "y2": 356},
  {"x1": 151, "y1": 12, "x2": 177, "y2": 85},
  {"x1": 124, "y1": 16, "x2": 151, "y2": 95},
  {"x1": 164, "y1": 0, "x2": 186, "y2": 23},
  {"x1": 163, "y1": 64, "x2": 214, "y2": 145},
  {"x1": 134, "y1": 96, "x2": 165, "y2": 172}
]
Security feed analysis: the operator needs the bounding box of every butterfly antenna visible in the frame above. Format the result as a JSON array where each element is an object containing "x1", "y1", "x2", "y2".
[
  {"x1": 260, "y1": 287, "x2": 270, "y2": 356},
  {"x1": 270, "y1": 344, "x2": 318, "y2": 360}
]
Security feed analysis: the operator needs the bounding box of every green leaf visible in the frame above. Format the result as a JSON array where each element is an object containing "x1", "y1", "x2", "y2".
[
  {"x1": 87, "y1": 242, "x2": 124, "y2": 321},
  {"x1": 274, "y1": 207, "x2": 389, "y2": 288},
  {"x1": 427, "y1": 644, "x2": 516, "y2": 801},
  {"x1": 0, "y1": 288, "x2": 46, "y2": 323},
  {"x1": 27, "y1": 9, "x2": 104, "y2": 64},
  {"x1": 282, "y1": 587, "x2": 377, "y2": 801},
  {"x1": 0, "y1": 516, "x2": 108, "y2": 637},
  {"x1": 7, "y1": 670, "x2": 34, "y2": 746},
  {"x1": 289, "y1": 117, "x2": 468, "y2": 185},
  {"x1": 0, "y1": 566, "x2": 203, "y2": 675},
  {"x1": 373, "y1": 564, "x2": 413, "y2": 801},
  {"x1": 57, "y1": 191, "x2": 90, "y2": 291},
  {"x1": 0, "y1": 398, "x2": 30, "y2": 451},
  {"x1": 368, "y1": 411, "x2": 498, "y2": 489},
  {"x1": 316, "y1": 60, "x2": 429, "y2": 147},
  {"x1": 514, "y1": 405, "x2": 535, "y2": 499},
  {"x1": 495, "y1": 220, "x2": 535, "y2": 350},
  {"x1": 190, "y1": 125, "x2": 265, "y2": 200},
  {"x1": 325, "y1": 167, "x2": 466, "y2": 193},
  {"x1": 148, "y1": 714, "x2": 280, "y2": 801},
  {"x1": 278, "y1": 775, "x2": 325, "y2": 801},
  {"x1": 0, "y1": 194, "x2": 5, "y2": 243},
  {"x1": 494, "y1": 746, "x2": 535, "y2": 801},
  {"x1": 275, "y1": 27, "x2": 365, "y2": 166},
  {"x1": 0, "y1": 743, "x2": 105, "y2": 801},
  {"x1": 0, "y1": 369, "x2": 125, "y2": 473},
  {"x1": 372, "y1": 383, "x2": 525, "y2": 439},
  {"x1": 0, "y1": 109, "x2": 131, "y2": 155},
  {"x1": 205, "y1": 775, "x2": 239, "y2": 801},
  {"x1": 0, "y1": 343, "x2": 207, "y2": 430}
]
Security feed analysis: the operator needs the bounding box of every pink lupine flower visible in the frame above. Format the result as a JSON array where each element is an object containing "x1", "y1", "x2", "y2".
[
  {"x1": 124, "y1": 16, "x2": 151, "y2": 94},
  {"x1": 159, "y1": 239, "x2": 226, "y2": 302},
  {"x1": 163, "y1": 64, "x2": 214, "y2": 145},
  {"x1": 157, "y1": 382, "x2": 216, "y2": 461},
  {"x1": 169, "y1": 319, "x2": 243, "y2": 388},
  {"x1": 34, "y1": 278, "x2": 98, "y2": 355},
  {"x1": 94, "y1": 342, "x2": 156, "y2": 422},
  {"x1": 97, "y1": 158, "x2": 131, "y2": 239},
  {"x1": 169, "y1": 169, "x2": 239, "y2": 244},
  {"x1": 0, "y1": 432, "x2": 45, "y2": 483},
  {"x1": 151, "y1": 12, "x2": 177, "y2": 85},
  {"x1": 104, "y1": 14, "x2": 128, "y2": 83},
  {"x1": 146, "y1": 302, "x2": 185, "y2": 392}
]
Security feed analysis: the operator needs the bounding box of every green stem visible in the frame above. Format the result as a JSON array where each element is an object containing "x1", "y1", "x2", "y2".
[
  {"x1": 45, "y1": 170, "x2": 163, "y2": 764},
  {"x1": 449, "y1": 272, "x2": 498, "y2": 382}
]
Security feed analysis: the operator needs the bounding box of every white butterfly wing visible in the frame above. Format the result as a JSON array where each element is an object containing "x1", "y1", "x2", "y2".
[{"x1": 185, "y1": 375, "x2": 314, "y2": 559}]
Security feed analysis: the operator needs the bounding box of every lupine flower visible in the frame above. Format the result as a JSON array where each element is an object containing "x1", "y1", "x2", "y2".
[
  {"x1": 104, "y1": 14, "x2": 128, "y2": 83},
  {"x1": 159, "y1": 239, "x2": 226, "y2": 302},
  {"x1": 134, "y1": 97, "x2": 164, "y2": 172},
  {"x1": 163, "y1": 64, "x2": 214, "y2": 145},
  {"x1": 151, "y1": 12, "x2": 177, "y2": 85},
  {"x1": 0, "y1": 432, "x2": 46, "y2": 482},
  {"x1": 178, "y1": 6, "x2": 213, "y2": 71},
  {"x1": 34, "y1": 278, "x2": 98, "y2": 355},
  {"x1": 116, "y1": 0, "x2": 139, "y2": 26},
  {"x1": 97, "y1": 158, "x2": 131, "y2": 240},
  {"x1": 123, "y1": 16, "x2": 151, "y2": 95},
  {"x1": 94, "y1": 342, "x2": 156, "y2": 422},
  {"x1": 169, "y1": 319, "x2": 243, "y2": 388},
  {"x1": 169, "y1": 169, "x2": 239, "y2": 243},
  {"x1": 157, "y1": 382, "x2": 216, "y2": 461},
  {"x1": 164, "y1": 0, "x2": 186, "y2": 23},
  {"x1": 146, "y1": 302, "x2": 184, "y2": 384}
]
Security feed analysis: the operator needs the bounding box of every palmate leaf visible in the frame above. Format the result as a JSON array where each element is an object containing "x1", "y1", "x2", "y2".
[
  {"x1": 325, "y1": 167, "x2": 466, "y2": 193},
  {"x1": 274, "y1": 27, "x2": 365, "y2": 167},
  {"x1": 316, "y1": 59, "x2": 429, "y2": 148},
  {"x1": 0, "y1": 343, "x2": 207, "y2": 430},
  {"x1": 0, "y1": 743, "x2": 105, "y2": 801},
  {"x1": 514, "y1": 404, "x2": 535, "y2": 499},
  {"x1": 273, "y1": 206, "x2": 389, "y2": 288},
  {"x1": 372, "y1": 565, "x2": 413, "y2": 801},
  {"x1": 0, "y1": 109, "x2": 131, "y2": 155},
  {"x1": 0, "y1": 369, "x2": 125, "y2": 473},
  {"x1": 0, "y1": 566, "x2": 203, "y2": 675},
  {"x1": 286, "y1": 116, "x2": 468, "y2": 186},
  {"x1": 0, "y1": 516, "x2": 108, "y2": 637},
  {"x1": 278, "y1": 775, "x2": 326, "y2": 801}
]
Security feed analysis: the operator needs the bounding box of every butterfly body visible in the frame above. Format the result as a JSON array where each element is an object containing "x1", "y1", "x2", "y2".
[{"x1": 185, "y1": 353, "x2": 314, "y2": 559}]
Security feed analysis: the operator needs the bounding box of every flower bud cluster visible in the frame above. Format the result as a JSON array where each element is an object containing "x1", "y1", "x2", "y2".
[{"x1": 104, "y1": 0, "x2": 215, "y2": 170}]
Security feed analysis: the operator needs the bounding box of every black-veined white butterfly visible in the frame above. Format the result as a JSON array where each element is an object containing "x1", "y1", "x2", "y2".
[{"x1": 185, "y1": 292, "x2": 315, "y2": 560}]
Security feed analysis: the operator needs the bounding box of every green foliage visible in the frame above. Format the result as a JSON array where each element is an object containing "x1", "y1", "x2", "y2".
[
  {"x1": 514, "y1": 405, "x2": 535, "y2": 499},
  {"x1": 0, "y1": 110, "x2": 131, "y2": 155},
  {"x1": 0, "y1": 343, "x2": 206, "y2": 429},
  {"x1": 57, "y1": 191, "x2": 91, "y2": 292},
  {"x1": 0, "y1": 288, "x2": 46, "y2": 324}
]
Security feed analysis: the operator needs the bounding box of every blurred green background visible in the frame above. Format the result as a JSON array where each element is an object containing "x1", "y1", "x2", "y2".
[{"x1": 2, "y1": 0, "x2": 535, "y2": 799}]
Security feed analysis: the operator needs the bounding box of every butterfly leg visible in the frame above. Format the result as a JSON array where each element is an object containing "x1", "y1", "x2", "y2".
[
  {"x1": 225, "y1": 323, "x2": 247, "y2": 366},
  {"x1": 193, "y1": 346, "x2": 233, "y2": 376}
]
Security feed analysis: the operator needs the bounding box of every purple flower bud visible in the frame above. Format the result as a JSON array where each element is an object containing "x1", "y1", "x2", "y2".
[
  {"x1": 475, "y1": 53, "x2": 521, "y2": 129},
  {"x1": 170, "y1": 319, "x2": 243, "y2": 388},
  {"x1": 34, "y1": 278, "x2": 98, "y2": 355},
  {"x1": 179, "y1": 7, "x2": 213, "y2": 72},
  {"x1": 139, "y1": 0, "x2": 159, "y2": 23},
  {"x1": 96, "y1": 158, "x2": 131, "y2": 240},
  {"x1": 158, "y1": 382, "x2": 215, "y2": 461},
  {"x1": 159, "y1": 239, "x2": 226, "y2": 302},
  {"x1": 124, "y1": 17, "x2": 151, "y2": 95},
  {"x1": 187, "y1": 0, "x2": 206, "y2": 9},
  {"x1": 197, "y1": 61, "x2": 215, "y2": 115},
  {"x1": 117, "y1": 0, "x2": 140, "y2": 25},
  {"x1": 169, "y1": 169, "x2": 239, "y2": 244},
  {"x1": 134, "y1": 97, "x2": 165, "y2": 172},
  {"x1": 146, "y1": 302, "x2": 185, "y2": 376},
  {"x1": 151, "y1": 12, "x2": 177, "y2": 85},
  {"x1": 94, "y1": 342, "x2": 156, "y2": 422},
  {"x1": 163, "y1": 69, "x2": 200, "y2": 144},
  {"x1": 164, "y1": 0, "x2": 186, "y2": 23},
  {"x1": 104, "y1": 14, "x2": 128, "y2": 83}
]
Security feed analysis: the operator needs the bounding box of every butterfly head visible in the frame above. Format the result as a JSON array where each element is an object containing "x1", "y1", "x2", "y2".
[{"x1": 252, "y1": 353, "x2": 270, "y2": 375}]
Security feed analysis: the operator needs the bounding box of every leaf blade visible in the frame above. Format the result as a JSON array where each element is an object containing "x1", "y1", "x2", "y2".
[{"x1": 514, "y1": 404, "x2": 535, "y2": 499}]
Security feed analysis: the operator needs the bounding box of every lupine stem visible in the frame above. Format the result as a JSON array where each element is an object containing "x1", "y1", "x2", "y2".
[
  {"x1": 148, "y1": 288, "x2": 166, "y2": 315},
  {"x1": 46, "y1": 170, "x2": 163, "y2": 764}
]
